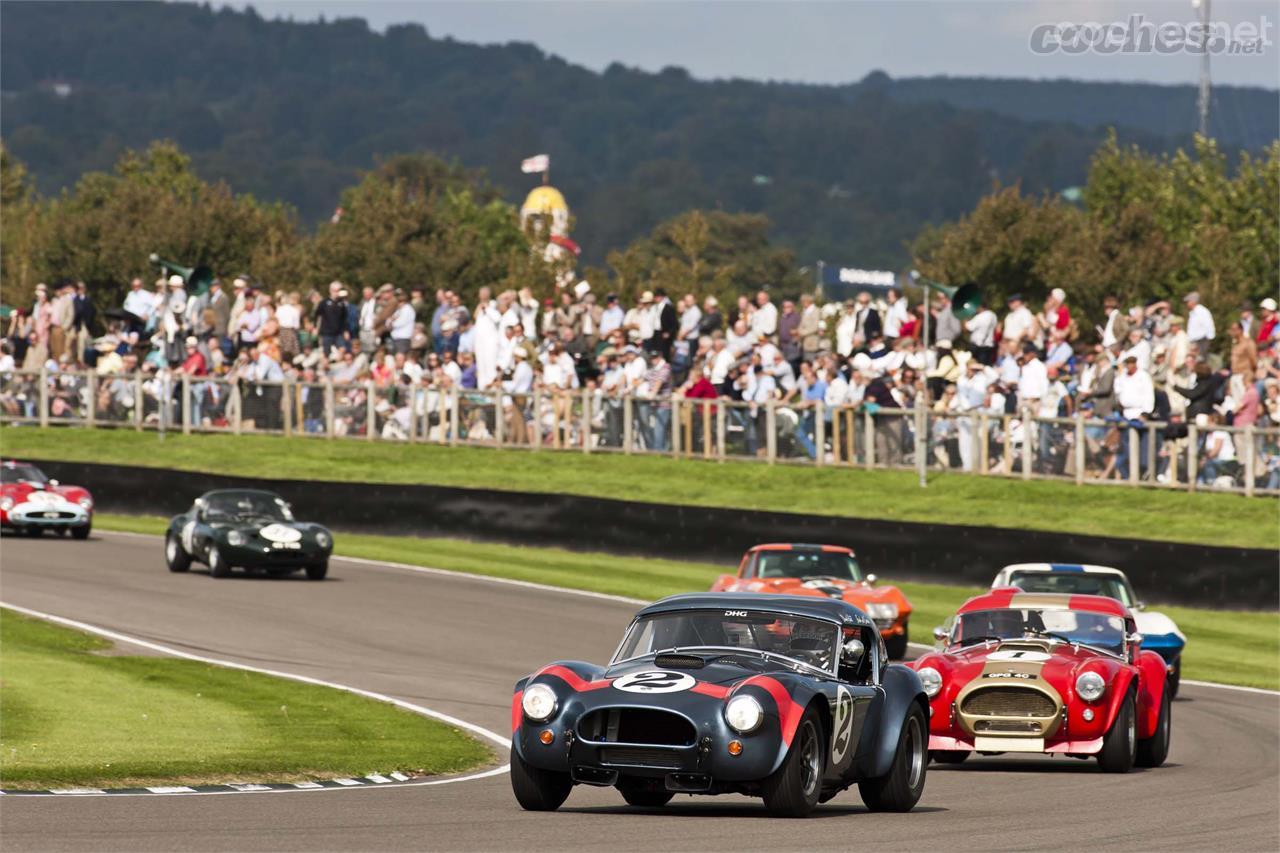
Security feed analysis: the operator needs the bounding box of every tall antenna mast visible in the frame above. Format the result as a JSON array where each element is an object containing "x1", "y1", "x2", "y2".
[{"x1": 1194, "y1": 0, "x2": 1212, "y2": 137}]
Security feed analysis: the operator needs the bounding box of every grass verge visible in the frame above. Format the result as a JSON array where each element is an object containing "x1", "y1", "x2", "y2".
[
  {"x1": 96, "y1": 513, "x2": 1280, "y2": 691},
  {"x1": 0, "y1": 609, "x2": 491, "y2": 790},
  {"x1": 5, "y1": 427, "x2": 1276, "y2": 549}
]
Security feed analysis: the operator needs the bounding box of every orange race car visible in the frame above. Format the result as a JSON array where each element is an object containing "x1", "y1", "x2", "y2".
[{"x1": 710, "y1": 544, "x2": 914, "y2": 658}]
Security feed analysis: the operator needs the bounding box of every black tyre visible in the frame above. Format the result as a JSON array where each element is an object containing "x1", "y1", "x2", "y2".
[
  {"x1": 885, "y1": 624, "x2": 909, "y2": 660},
  {"x1": 618, "y1": 784, "x2": 673, "y2": 808},
  {"x1": 208, "y1": 545, "x2": 231, "y2": 578},
  {"x1": 26, "y1": 527, "x2": 42, "y2": 537},
  {"x1": 71, "y1": 522, "x2": 91, "y2": 540},
  {"x1": 860, "y1": 703, "x2": 928, "y2": 812},
  {"x1": 165, "y1": 532, "x2": 191, "y2": 572},
  {"x1": 1136, "y1": 687, "x2": 1171, "y2": 768},
  {"x1": 305, "y1": 561, "x2": 328, "y2": 581},
  {"x1": 509, "y1": 745, "x2": 572, "y2": 811},
  {"x1": 930, "y1": 750, "x2": 969, "y2": 765},
  {"x1": 1167, "y1": 657, "x2": 1181, "y2": 699},
  {"x1": 761, "y1": 708, "x2": 824, "y2": 817},
  {"x1": 1097, "y1": 692, "x2": 1136, "y2": 773}
]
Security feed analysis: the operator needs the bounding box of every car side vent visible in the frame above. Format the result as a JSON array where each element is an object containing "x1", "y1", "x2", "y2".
[{"x1": 654, "y1": 653, "x2": 706, "y2": 669}]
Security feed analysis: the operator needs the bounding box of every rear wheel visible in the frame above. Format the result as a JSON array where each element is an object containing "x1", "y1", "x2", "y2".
[
  {"x1": 860, "y1": 704, "x2": 928, "y2": 812},
  {"x1": 71, "y1": 522, "x2": 91, "y2": 540},
  {"x1": 761, "y1": 708, "x2": 824, "y2": 817},
  {"x1": 885, "y1": 624, "x2": 909, "y2": 660},
  {"x1": 305, "y1": 561, "x2": 328, "y2": 581},
  {"x1": 1136, "y1": 687, "x2": 1171, "y2": 768},
  {"x1": 208, "y1": 545, "x2": 231, "y2": 578},
  {"x1": 930, "y1": 750, "x2": 969, "y2": 765},
  {"x1": 165, "y1": 533, "x2": 191, "y2": 572},
  {"x1": 509, "y1": 745, "x2": 572, "y2": 811},
  {"x1": 618, "y1": 784, "x2": 673, "y2": 808},
  {"x1": 1097, "y1": 692, "x2": 1136, "y2": 773}
]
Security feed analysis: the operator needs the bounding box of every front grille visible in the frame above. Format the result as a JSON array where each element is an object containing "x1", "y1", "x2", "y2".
[
  {"x1": 23, "y1": 511, "x2": 75, "y2": 519},
  {"x1": 600, "y1": 747, "x2": 683, "y2": 769},
  {"x1": 975, "y1": 719, "x2": 1043, "y2": 733},
  {"x1": 579, "y1": 708, "x2": 697, "y2": 746},
  {"x1": 962, "y1": 687, "x2": 1056, "y2": 718}
]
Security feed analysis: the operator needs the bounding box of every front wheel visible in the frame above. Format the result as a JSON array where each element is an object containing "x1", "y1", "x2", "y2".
[
  {"x1": 305, "y1": 561, "x2": 328, "y2": 581},
  {"x1": 885, "y1": 623, "x2": 909, "y2": 660},
  {"x1": 1136, "y1": 687, "x2": 1171, "y2": 768},
  {"x1": 165, "y1": 533, "x2": 191, "y2": 572},
  {"x1": 1097, "y1": 692, "x2": 1136, "y2": 773},
  {"x1": 208, "y1": 545, "x2": 231, "y2": 578},
  {"x1": 860, "y1": 703, "x2": 928, "y2": 812},
  {"x1": 71, "y1": 522, "x2": 91, "y2": 540},
  {"x1": 509, "y1": 745, "x2": 572, "y2": 811},
  {"x1": 761, "y1": 708, "x2": 824, "y2": 817}
]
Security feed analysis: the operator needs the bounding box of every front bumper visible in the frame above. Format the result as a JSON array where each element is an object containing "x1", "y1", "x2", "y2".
[
  {"x1": 3, "y1": 505, "x2": 90, "y2": 528},
  {"x1": 222, "y1": 542, "x2": 330, "y2": 567}
]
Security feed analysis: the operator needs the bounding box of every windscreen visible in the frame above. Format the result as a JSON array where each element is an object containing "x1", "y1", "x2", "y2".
[
  {"x1": 953, "y1": 608, "x2": 1127, "y2": 655},
  {"x1": 755, "y1": 551, "x2": 861, "y2": 582},
  {"x1": 1008, "y1": 571, "x2": 1133, "y2": 606},
  {"x1": 203, "y1": 493, "x2": 293, "y2": 522},
  {"x1": 1, "y1": 464, "x2": 48, "y2": 485},
  {"x1": 615, "y1": 610, "x2": 840, "y2": 671}
]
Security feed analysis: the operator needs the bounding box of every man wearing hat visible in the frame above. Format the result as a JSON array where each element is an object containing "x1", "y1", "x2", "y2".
[
  {"x1": 955, "y1": 355, "x2": 993, "y2": 471},
  {"x1": 1183, "y1": 291, "x2": 1215, "y2": 354},
  {"x1": 1257, "y1": 297, "x2": 1278, "y2": 347}
]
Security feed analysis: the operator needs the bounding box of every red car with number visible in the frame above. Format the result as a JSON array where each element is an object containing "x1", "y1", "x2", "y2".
[
  {"x1": 711, "y1": 544, "x2": 913, "y2": 659},
  {"x1": 1, "y1": 460, "x2": 94, "y2": 539},
  {"x1": 909, "y1": 589, "x2": 1171, "y2": 773}
]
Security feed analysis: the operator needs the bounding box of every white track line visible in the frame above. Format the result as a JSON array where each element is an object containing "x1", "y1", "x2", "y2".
[
  {"x1": 95, "y1": 530, "x2": 1280, "y2": 697},
  {"x1": 0, "y1": 601, "x2": 511, "y2": 798}
]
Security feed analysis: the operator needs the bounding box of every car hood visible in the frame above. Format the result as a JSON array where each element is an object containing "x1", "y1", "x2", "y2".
[
  {"x1": 740, "y1": 577, "x2": 910, "y2": 611},
  {"x1": 3, "y1": 483, "x2": 84, "y2": 505},
  {"x1": 917, "y1": 638, "x2": 1121, "y2": 693},
  {"x1": 604, "y1": 652, "x2": 819, "y2": 688}
]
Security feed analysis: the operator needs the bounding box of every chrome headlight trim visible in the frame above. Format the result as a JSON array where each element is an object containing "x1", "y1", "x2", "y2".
[
  {"x1": 315, "y1": 530, "x2": 332, "y2": 549},
  {"x1": 521, "y1": 683, "x2": 558, "y2": 722},
  {"x1": 1075, "y1": 671, "x2": 1106, "y2": 702},
  {"x1": 725, "y1": 694, "x2": 764, "y2": 733},
  {"x1": 78, "y1": 497, "x2": 94, "y2": 510},
  {"x1": 918, "y1": 666, "x2": 943, "y2": 698},
  {"x1": 226, "y1": 529, "x2": 248, "y2": 547}
]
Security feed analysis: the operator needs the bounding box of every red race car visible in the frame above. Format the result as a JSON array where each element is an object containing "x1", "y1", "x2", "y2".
[
  {"x1": 0, "y1": 460, "x2": 94, "y2": 539},
  {"x1": 711, "y1": 544, "x2": 913, "y2": 658},
  {"x1": 909, "y1": 589, "x2": 1170, "y2": 773}
]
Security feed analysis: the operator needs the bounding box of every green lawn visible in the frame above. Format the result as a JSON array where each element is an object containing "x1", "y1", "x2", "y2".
[
  {"x1": 95, "y1": 514, "x2": 1280, "y2": 691},
  {"x1": 0, "y1": 609, "x2": 492, "y2": 790},
  {"x1": 5, "y1": 427, "x2": 1276, "y2": 549}
]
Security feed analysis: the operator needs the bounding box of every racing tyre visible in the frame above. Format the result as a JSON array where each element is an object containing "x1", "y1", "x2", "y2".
[
  {"x1": 930, "y1": 750, "x2": 969, "y2": 765},
  {"x1": 72, "y1": 523, "x2": 91, "y2": 540},
  {"x1": 1097, "y1": 692, "x2": 1136, "y2": 773},
  {"x1": 305, "y1": 561, "x2": 328, "y2": 581},
  {"x1": 884, "y1": 624, "x2": 908, "y2": 660},
  {"x1": 1136, "y1": 687, "x2": 1171, "y2": 768},
  {"x1": 618, "y1": 784, "x2": 673, "y2": 808},
  {"x1": 509, "y1": 745, "x2": 572, "y2": 811},
  {"x1": 207, "y1": 545, "x2": 231, "y2": 578},
  {"x1": 860, "y1": 703, "x2": 928, "y2": 812},
  {"x1": 26, "y1": 527, "x2": 42, "y2": 537},
  {"x1": 1167, "y1": 657, "x2": 1181, "y2": 699},
  {"x1": 761, "y1": 707, "x2": 824, "y2": 817},
  {"x1": 165, "y1": 533, "x2": 191, "y2": 572}
]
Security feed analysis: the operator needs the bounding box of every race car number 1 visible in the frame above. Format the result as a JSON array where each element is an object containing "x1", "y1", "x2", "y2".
[{"x1": 612, "y1": 670, "x2": 696, "y2": 694}]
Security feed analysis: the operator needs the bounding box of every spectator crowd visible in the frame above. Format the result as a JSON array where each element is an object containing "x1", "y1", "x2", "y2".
[{"x1": 4, "y1": 270, "x2": 1279, "y2": 490}]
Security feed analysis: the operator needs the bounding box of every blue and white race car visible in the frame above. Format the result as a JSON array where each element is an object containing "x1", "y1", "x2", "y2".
[{"x1": 991, "y1": 563, "x2": 1186, "y2": 697}]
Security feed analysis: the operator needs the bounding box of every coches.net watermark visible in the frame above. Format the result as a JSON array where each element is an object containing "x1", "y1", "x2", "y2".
[{"x1": 1030, "y1": 14, "x2": 1273, "y2": 55}]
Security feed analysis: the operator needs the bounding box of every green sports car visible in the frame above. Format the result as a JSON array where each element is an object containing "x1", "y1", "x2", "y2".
[{"x1": 165, "y1": 489, "x2": 333, "y2": 580}]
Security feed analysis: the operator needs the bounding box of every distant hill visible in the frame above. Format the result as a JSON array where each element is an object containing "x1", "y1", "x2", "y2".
[{"x1": 2, "y1": 1, "x2": 1274, "y2": 268}]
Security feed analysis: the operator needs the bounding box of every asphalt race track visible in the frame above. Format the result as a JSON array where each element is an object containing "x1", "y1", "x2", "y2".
[{"x1": 2, "y1": 533, "x2": 1277, "y2": 852}]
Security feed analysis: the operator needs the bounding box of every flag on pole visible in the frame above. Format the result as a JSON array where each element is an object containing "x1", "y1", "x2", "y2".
[{"x1": 521, "y1": 154, "x2": 550, "y2": 174}]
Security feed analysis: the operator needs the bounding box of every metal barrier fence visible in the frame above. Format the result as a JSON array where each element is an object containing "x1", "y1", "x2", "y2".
[{"x1": 4, "y1": 369, "x2": 1277, "y2": 497}]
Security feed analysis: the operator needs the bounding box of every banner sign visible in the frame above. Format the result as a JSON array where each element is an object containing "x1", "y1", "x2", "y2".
[
  {"x1": 521, "y1": 154, "x2": 550, "y2": 174},
  {"x1": 821, "y1": 266, "x2": 898, "y2": 287}
]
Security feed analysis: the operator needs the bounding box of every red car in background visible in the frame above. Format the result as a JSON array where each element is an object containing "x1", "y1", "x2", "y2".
[
  {"x1": 0, "y1": 460, "x2": 94, "y2": 539},
  {"x1": 711, "y1": 544, "x2": 914, "y2": 658},
  {"x1": 909, "y1": 589, "x2": 1171, "y2": 773}
]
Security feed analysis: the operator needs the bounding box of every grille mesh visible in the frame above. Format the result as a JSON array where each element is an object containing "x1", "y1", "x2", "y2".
[
  {"x1": 600, "y1": 748, "x2": 683, "y2": 769},
  {"x1": 963, "y1": 687, "x2": 1056, "y2": 718}
]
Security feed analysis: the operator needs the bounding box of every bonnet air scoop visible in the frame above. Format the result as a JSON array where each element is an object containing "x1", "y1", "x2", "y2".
[{"x1": 654, "y1": 653, "x2": 707, "y2": 669}]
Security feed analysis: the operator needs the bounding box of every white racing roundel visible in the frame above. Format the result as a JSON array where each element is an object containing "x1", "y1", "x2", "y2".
[
  {"x1": 988, "y1": 649, "x2": 1050, "y2": 662},
  {"x1": 259, "y1": 523, "x2": 302, "y2": 544},
  {"x1": 612, "y1": 670, "x2": 696, "y2": 694}
]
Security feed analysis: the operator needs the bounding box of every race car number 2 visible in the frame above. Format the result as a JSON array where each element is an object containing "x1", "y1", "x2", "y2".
[{"x1": 612, "y1": 670, "x2": 696, "y2": 694}]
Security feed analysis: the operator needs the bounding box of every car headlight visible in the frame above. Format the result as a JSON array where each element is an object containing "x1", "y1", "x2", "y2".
[
  {"x1": 521, "y1": 683, "x2": 558, "y2": 722},
  {"x1": 1076, "y1": 671, "x2": 1106, "y2": 702},
  {"x1": 725, "y1": 695, "x2": 764, "y2": 733},
  {"x1": 78, "y1": 497, "x2": 93, "y2": 510},
  {"x1": 315, "y1": 531, "x2": 332, "y2": 549},
  {"x1": 0, "y1": 497, "x2": 13, "y2": 511},
  {"x1": 917, "y1": 666, "x2": 943, "y2": 698},
  {"x1": 866, "y1": 603, "x2": 899, "y2": 621},
  {"x1": 226, "y1": 530, "x2": 247, "y2": 546}
]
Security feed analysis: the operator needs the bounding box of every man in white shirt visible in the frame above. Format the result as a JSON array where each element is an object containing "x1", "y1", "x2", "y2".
[
  {"x1": 122, "y1": 277, "x2": 153, "y2": 330},
  {"x1": 883, "y1": 288, "x2": 909, "y2": 340},
  {"x1": 1015, "y1": 344, "x2": 1048, "y2": 411},
  {"x1": 955, "y1": 358, "x2": 994, "y2": 471},
  {"x1": 751, "y1": 290, "x2": 778, "y2": 339},
  {"x1": 835, "y1": 301, "x2": 858, "y2": 357},
  {"x1": 965, "y1": 304, "x2": 998, "y2": 365},
  {"x1": 388, "y1": 290, "x2": 416, "y2": 354},
  {"x1": 709, "y1": 338, "x2": 736, "y2": 385},
  {"x1": 1120, "y1": 327, "x2": 1152, "y2": 372},
  {"x1": 1002, "y1": 294, "x2": 1036, "y2": 346},
  {"x1": 599, "y1": 294, "x2": 625, "y2": 337},
  {"x1": 503, "y1": 347, "x2": 534, "y2": 395},
  {"x1": 1183, "y1": 291, "x2": 1215, "y2": 353},
  {"x1": 1114, "y1": 356, "x2": 1154, "y2": 420}
]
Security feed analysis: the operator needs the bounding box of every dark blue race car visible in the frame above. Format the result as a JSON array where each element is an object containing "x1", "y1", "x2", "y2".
[{"x1": 511, "y1": 593, "x2": 929, "y2": 817}]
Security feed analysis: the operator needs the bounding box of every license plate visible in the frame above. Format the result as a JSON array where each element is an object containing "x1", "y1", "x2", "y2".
[
  {"x1": 974, "y1": 736, "x2": 1045, "y2": 753},
  {"x1": 42, "y1": 512, "x2": 60, "y2": 519}
]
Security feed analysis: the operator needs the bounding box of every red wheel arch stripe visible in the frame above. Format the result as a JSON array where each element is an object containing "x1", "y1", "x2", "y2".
[
  {"x1": 735, "y1": 676, "x2": 805, "y2": 746},
  {"x1": 511, "y1": 690, "x2": 523, "y2": 733}
]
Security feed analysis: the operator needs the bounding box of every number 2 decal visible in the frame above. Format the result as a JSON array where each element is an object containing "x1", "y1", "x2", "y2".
[
  {"x1": 181, "y1": 520, "x2": 197, "y2": 553},
  {"x1": 831, "y1": 686, "x2": 854, "y2": 763},
  {"x1": 613, "y1": 670, "x2": 696, "y2": 694}
]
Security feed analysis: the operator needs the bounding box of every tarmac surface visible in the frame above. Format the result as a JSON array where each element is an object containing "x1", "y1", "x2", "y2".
[{"x1": 2, "y1": 532, "x2": 1277, "y2": 852}]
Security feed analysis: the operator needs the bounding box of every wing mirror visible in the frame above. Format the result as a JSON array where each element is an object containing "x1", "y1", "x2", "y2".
[
  {"x1": 841, "y1": 638, "x2": 866, "y2": 667},
  {"x1": 933, "y1": 626, "x2": 949, "y2": 643},
  {"x1": 865, "y1": 573, "x2": 877, "y2": 586},
  {"x1": 1126, "y1": 632, "x2": 1144, "y2": 646}
]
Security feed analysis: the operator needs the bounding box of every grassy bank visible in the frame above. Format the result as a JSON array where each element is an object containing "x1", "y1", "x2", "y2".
[
  {"x1": 0, "y1": 609, "x2": 491, "y2": 790},
  {"x1": 96, "y1": 514, "x2": 1280, "y2": 691},
  {"x1": 6, "y1": 427, "x2": 1276, "y2": 549}
]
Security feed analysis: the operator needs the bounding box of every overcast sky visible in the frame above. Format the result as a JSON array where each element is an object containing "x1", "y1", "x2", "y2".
[{"x1": 225, "y1": 1, "x2": 1278, "y2": 88}]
